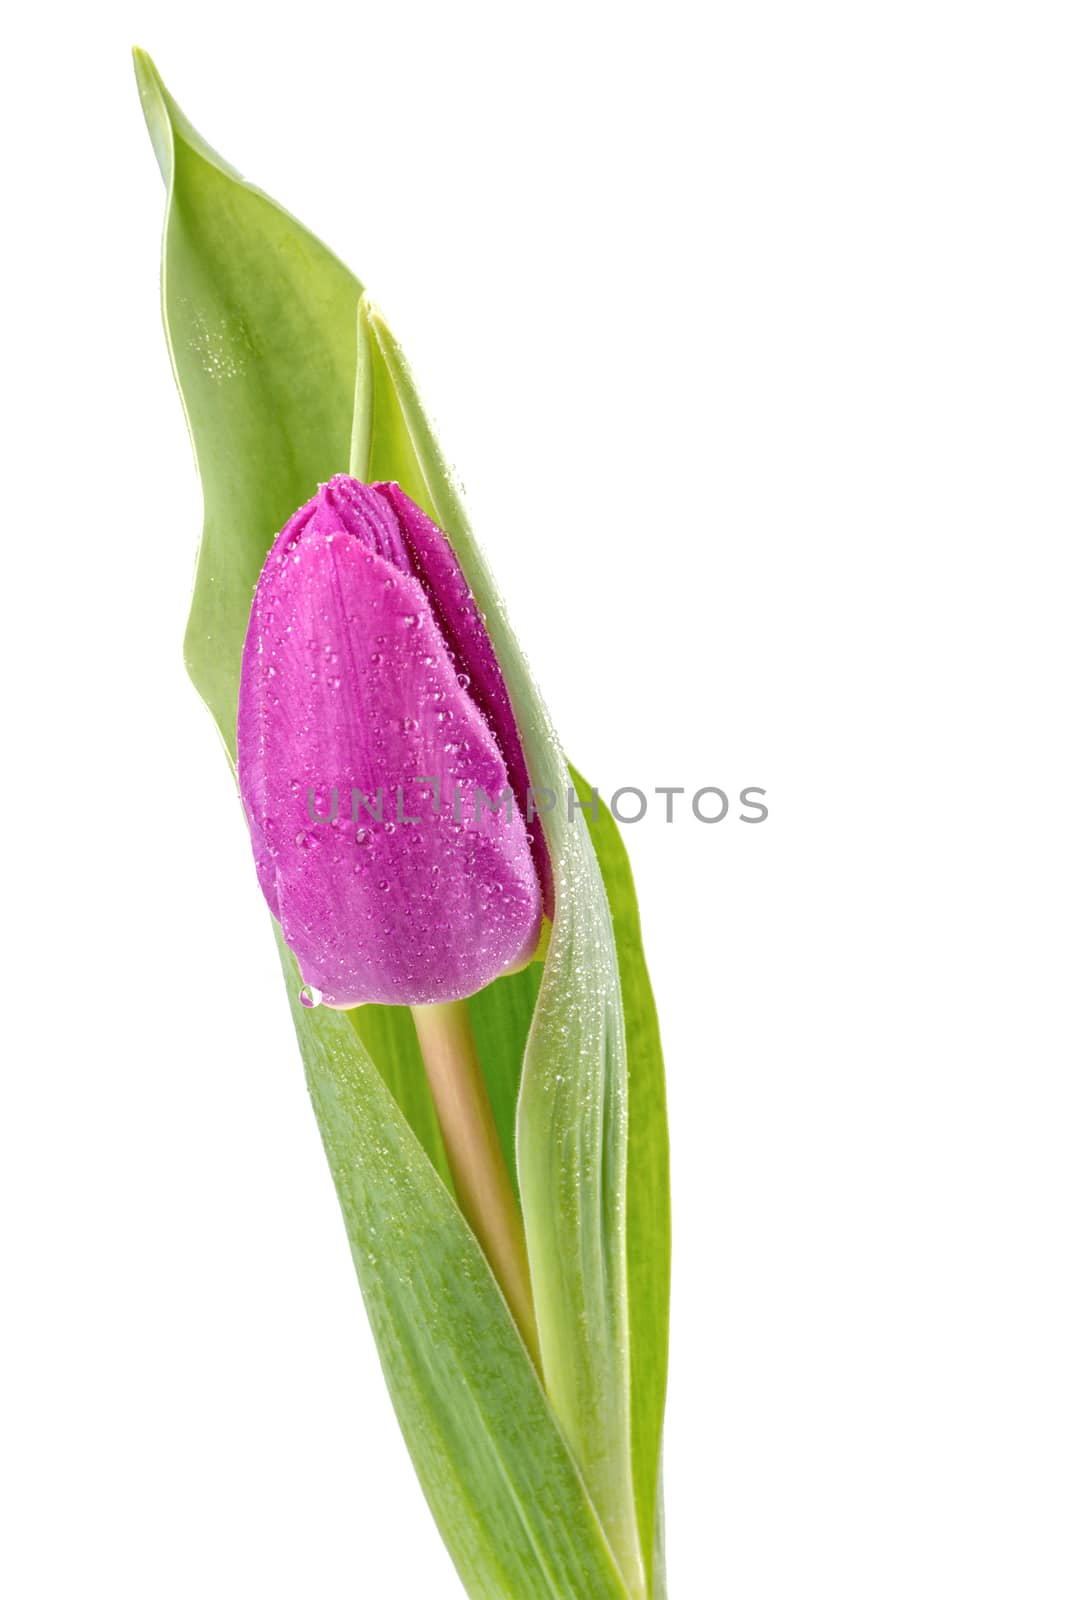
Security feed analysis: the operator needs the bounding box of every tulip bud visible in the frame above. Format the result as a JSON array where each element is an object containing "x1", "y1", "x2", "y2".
[{"x1": 237, "y1": 476, "x2": 547, "y2": 1008}]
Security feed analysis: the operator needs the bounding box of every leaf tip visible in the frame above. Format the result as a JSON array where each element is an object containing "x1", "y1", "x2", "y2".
[
  {"x1": 132, "y1": 47, "x2": 174, "y2": 185},
  {"x1": 357, "y1": 292, "x2": 382, "y2": 339}
]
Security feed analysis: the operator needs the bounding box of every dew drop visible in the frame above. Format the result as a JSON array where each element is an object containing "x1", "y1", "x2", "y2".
[
  {"x1": 456, "y1": 672, "x2": 471, "y2": 690},
  {"x1": 299, "y1": 984, "x2": 323, "y2": 1009}
]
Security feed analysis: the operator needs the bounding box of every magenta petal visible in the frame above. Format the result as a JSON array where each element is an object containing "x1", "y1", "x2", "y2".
[
  {"x1": 237, "y1": 479, "x2": 543, "y2": 1007},
  {"x1": 374, "y1": 481, "x2": 552, "y2": 912}
]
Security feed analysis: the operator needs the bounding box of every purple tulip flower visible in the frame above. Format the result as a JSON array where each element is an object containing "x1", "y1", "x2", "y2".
[{"x1": 237, "y1": 476, "x2": 548, "y2": 1009}]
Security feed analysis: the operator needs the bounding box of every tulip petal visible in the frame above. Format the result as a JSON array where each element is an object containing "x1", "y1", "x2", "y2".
[
  {"x1": 237, "y1": 498, "x2": 542, "y2": 1007},
  {"x1": 374, "y1": 481, "x2": 553, "y2": 911}
]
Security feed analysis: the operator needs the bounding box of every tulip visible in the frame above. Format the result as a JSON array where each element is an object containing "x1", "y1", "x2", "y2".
[
  {"x1": 237, "y1": 475, "x2": 547, "y2": 1010},
  {"x1": 239, "y1": 475, "x2": 546, "y2": 1358}
]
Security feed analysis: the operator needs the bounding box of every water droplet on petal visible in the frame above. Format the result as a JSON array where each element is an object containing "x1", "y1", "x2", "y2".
[{"x1": 456, "y1": 672, "x2": 471, "y2": 690}]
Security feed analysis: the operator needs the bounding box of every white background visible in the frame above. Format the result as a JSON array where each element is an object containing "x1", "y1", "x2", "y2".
[{"x1": 2, "y1": 3, "x2": 1064, "y2": 1595}]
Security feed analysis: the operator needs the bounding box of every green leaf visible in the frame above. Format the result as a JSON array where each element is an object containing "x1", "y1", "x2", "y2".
[
  {"x1": 136, "y1": 50, "x2": 668, "y2": 1598},
  {"x1": 573, "y1": 770, "x2": 671, "y2": 1589},
  {"x1": 134, "y1": 48, "x2": 363, "y2": 752},
  {"x1": 357, "y1": 307, "x2": 650, "y2": 1595},
  {"x1": 280, "y1": 935, "x2": 630, "y2": 1598},
  {"x1": 133, "y1": 49, "x2": 448, "y2": 1167},
  {"x1": 135, "y1": 45, "x2": 544, "y2": 1197},
  {"x1": 346, "y1": 1006, "x2": 452, "y2": 1186}
]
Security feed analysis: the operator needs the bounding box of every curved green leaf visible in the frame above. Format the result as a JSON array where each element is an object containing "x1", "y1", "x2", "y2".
[
  {"x1": 282, "y1": 936, "x2": 629, "y2": 1599},
  {"x1": 133, "y1": 50, "x2": 443, "y2": 1158},
  {"x1": 356, "y1": 307, "x2": 648, "y2": 1595},
  {"x1": 134, "y1": 50, "x2": 363, "y2": 749},
  {"x1": 573, "y1": 770, "x2": 671, "y2": 1588}
]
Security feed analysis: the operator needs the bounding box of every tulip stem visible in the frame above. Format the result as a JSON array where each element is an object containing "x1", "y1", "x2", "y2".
[{"x1": 410, "y1": 1001, "x2": 540, "y2": 1369}]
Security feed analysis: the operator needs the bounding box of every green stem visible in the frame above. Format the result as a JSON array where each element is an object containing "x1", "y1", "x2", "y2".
[{"x1": 411, "y1": 1001, "x2": 540, "y2": 1368}]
